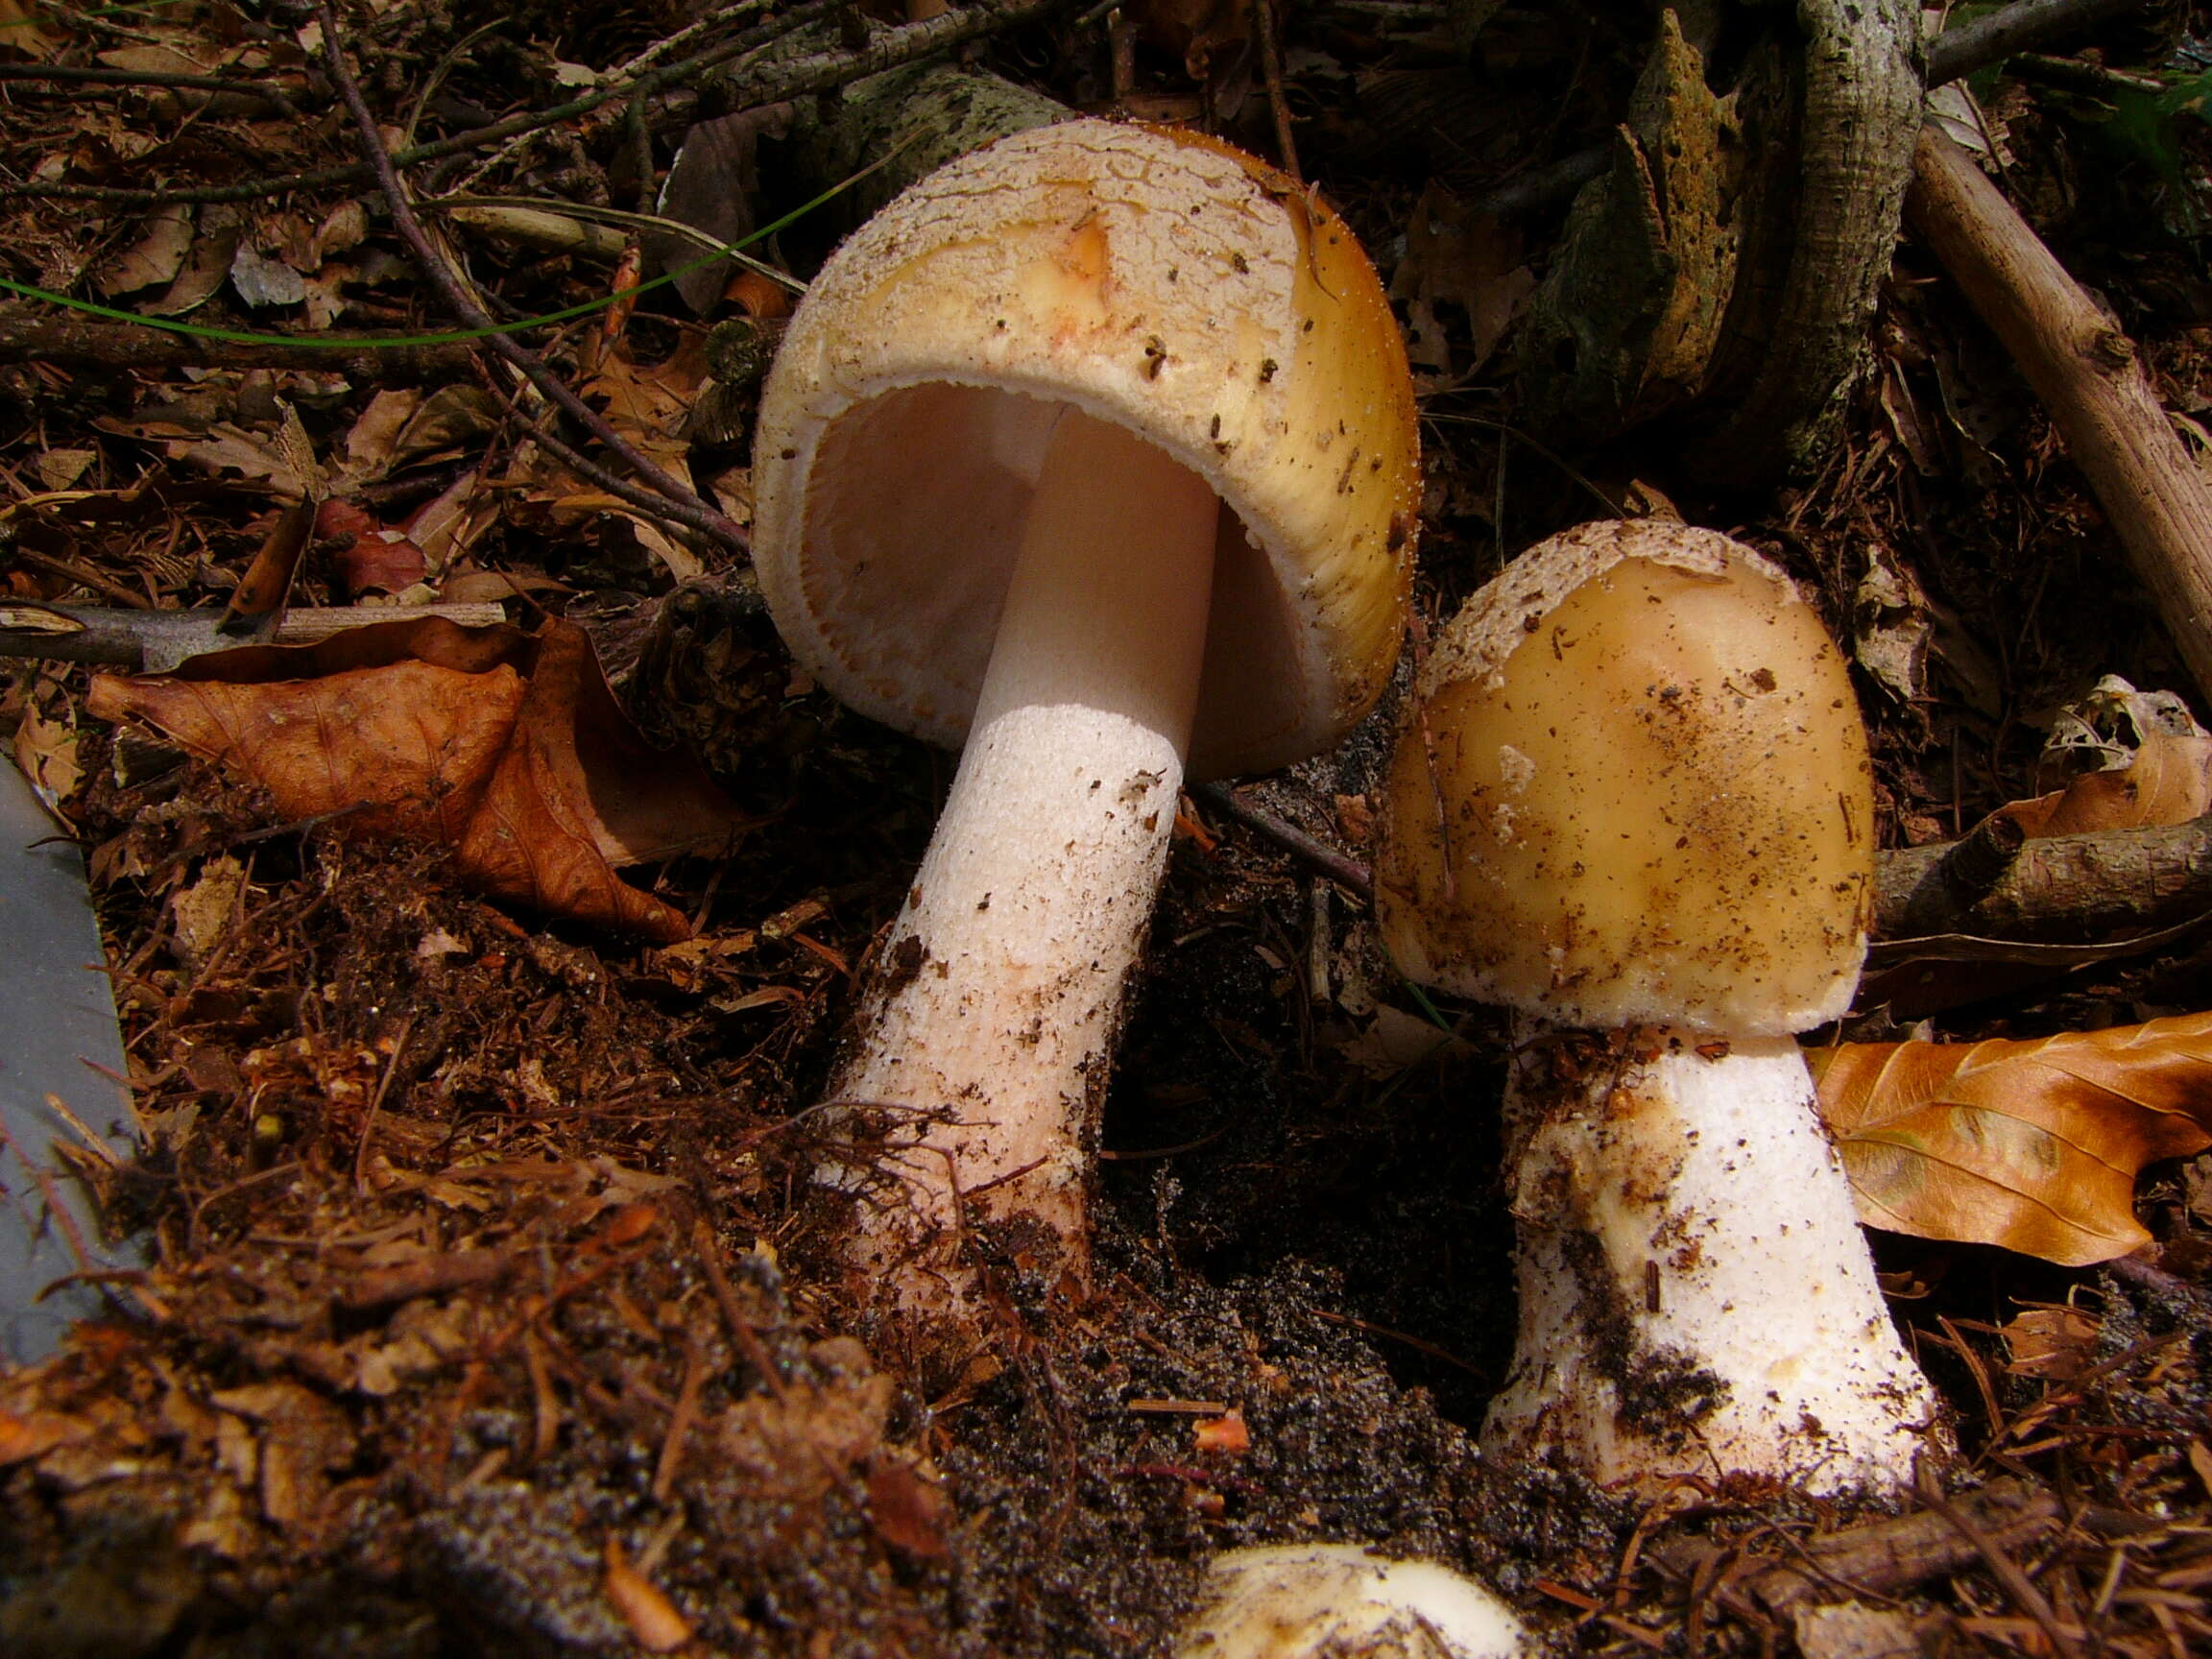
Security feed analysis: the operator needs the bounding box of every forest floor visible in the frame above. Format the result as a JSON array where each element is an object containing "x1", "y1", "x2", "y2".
[{"x1": 2, "y1": 1, "x2": 2211, "y2": 1655}]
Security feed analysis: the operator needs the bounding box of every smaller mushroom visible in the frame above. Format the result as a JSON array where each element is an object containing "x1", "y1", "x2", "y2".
[
  {"x1": 752, "y1": 120, "x2": 1417, "y2": 1316},
  {"x1": 1374, "y1": 518, "x2": 1942, "y2": 1492},
  {"x1": 1175, "y1": 1545, "x2": 1529, "y2": 1659}
]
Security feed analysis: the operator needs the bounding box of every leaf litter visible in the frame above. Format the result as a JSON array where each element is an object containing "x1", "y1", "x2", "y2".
[{"x1": 4, "y1": 2, "x2": 2212, "y2": 1656}]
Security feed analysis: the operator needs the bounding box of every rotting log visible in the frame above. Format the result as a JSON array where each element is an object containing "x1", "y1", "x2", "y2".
[{"x1": 1907, "y1": 123, "x2": 2212, "y2": 709}]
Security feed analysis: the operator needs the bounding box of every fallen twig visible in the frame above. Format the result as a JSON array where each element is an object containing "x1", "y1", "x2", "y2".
[
  {"x1": 0, "y1": 61, "x2": 304, "y2": 116},
  {"x1": 1661, "y1": 1478, "x2": 2061, "y2": 1621},
  {"x1": 1908, "y1": 122, "x2": 2212, "y2": 707},
  {"x1": 315, "y1": 0, "x2": 748, "y2": 555},
  {"x1": 0, "y1": 601, "x2": 509, "y2": 673},
  {"x1": 0, "y1": 310, "x2": 476, "y2": 380},
  {"x1": 1875, "y1": 812, "x2": 2212, "y2": 943},
  {"x1": 1915, "y1": 1461, "x2": 2084, "y2": 1659}
]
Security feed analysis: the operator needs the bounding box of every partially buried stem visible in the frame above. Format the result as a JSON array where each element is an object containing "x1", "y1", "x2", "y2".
[{"x1": 831, "y1": 406, "x2": 1218, "y2": 1310}]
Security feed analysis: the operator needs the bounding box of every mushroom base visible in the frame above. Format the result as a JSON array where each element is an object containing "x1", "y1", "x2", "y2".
[{"x1": 1483, "y1": 1032, "x2": 1943, "y2": 1494}]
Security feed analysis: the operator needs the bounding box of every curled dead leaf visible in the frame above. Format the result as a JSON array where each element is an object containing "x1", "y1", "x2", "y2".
[
  {"x1": 1812, "y1": 1012, "x2": 2212, "y2": 1265},
  {"x1": 1992, "y1": 677, "x2": 2212, "y2": 838},
  {"x1": 86, "y1": 616, "x2": 750, "y2": 941},
  {"x1": 1998, "y1": 726, "x2": 2212, "y2": 838}
]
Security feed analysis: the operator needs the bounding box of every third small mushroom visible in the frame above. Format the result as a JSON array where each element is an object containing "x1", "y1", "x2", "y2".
[{"x1": 1375, "y1": 518, "x2": 1944, "y2": 1493}]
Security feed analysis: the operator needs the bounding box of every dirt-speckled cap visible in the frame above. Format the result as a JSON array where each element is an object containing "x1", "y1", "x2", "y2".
[
  {"x1": 751, "y1": 118, "x2": 1418, "y2": 780},
  {"x1": 1375, "y1": 519, "x2": 1874, "y2": 1036}
]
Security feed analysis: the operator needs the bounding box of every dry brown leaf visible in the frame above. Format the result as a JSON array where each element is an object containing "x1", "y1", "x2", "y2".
[
  {"x1": 93, "y1": 204, "x2": 195, "y2": 299},
  {"x1": 866, "y1": 1455, "x2": 950, "y2": 1559},
  {"x1": 2001, "y1": 1306, "x2": 2100, "y2": 1380},
  {"x1": 1131, "y1": 0, "x2": 1253, "y2": 84},
  {"x1": 316, "y1": 498, "x2": 427, "y2": 597},
  {"x1": 0, "y1": 0, "x2": 60, "y2": 60},
  {"x1": 86, "y1": 617, "x2": 749, "y2": 941},
  {"x1": 1391, "y1": 180, "x2": 1536, "y2": 378},
  {"x1": 1998, "y1": 726, "x2": 2212, "y2": 837},
  {"x1": 1811, "y1": 1013, "x2": 2212, "y2": 1265}
]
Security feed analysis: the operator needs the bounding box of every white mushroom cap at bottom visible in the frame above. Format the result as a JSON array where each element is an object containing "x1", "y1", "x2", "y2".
[{"x1": 1175, "y1": 1545, "x2": 1530, "y2": 1659}]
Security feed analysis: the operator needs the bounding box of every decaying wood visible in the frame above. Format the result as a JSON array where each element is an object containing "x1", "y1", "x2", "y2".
[
  {"x1": 1875, "y1": 811, "x2": 2212, "y2": 943},
  {"x1": 1699, "y1": 0, "x2": 1926, "y2": 484},
  {"x1": 1660, "y1": 1478, "x2": 2061, "y2": 1621},
  {"x1": 1907, "y1": 124, "x2": 2212, "y2": 708}
]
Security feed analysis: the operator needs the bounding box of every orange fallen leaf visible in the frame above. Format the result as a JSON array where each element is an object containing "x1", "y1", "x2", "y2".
[
  {"x1": 603, "y1": 1536, "x2": 692, "y2": 1652},
  {"x1": 87, "y1": 615, "x2": 749, "y2": 941},
  {"x1": 1811, "y1": 1012, "x2": 2212, "y2": 1265},
  {"x1": 0, "y1": 1407, "x2": 94, "y2": 1467}
]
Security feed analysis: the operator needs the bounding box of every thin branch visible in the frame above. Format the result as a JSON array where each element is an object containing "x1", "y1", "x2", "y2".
[
  {"x1": 315, "y1": 0, "x2": 746, "y2": 553},
  {"x1": 0, "y1": 61, "x2": 304, "y2": 115},
  {"x1": 0, "y1": 310, "x2": 474, "y2": 379}
]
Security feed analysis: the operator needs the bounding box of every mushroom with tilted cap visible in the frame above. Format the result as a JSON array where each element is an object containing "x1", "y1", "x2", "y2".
[
  {"x1": 752, "y1": 118, "x2": 1418, "y2": 1315},
  {"x1": 1373, "y1": 518, "x2": 1943, "y2": 1493}
]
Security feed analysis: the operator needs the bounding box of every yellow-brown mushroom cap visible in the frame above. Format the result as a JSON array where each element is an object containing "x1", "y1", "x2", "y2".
[
  {"x1": 1375, "y1": 519, "x2": 1874, "y2": 1036},
  {"x1": 752, "y1": 118, "x2": 1419, "y2": 780}
]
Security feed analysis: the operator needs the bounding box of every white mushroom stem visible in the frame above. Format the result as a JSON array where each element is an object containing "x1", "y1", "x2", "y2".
[
  {"x1": 831, "y1": 406, "x2": 1218, "y2": 1301},
  {"x1": 1485, "y1": 1032, "x2": 1939, "y2": 1494}
]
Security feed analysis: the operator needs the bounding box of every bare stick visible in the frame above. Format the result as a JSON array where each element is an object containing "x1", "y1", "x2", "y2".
[
  {"x1": 1874, "y1": 811, "x2": 2212, "y2": 943},
  {"x1": 1908, "y1": 123, "x2": 2212, "y2": 707},
  {"x1": 315, "y1": 2, "x2": 748, "y2": 555},
  {"x1": 1925, "y1": 0, "x2": 2149, "y2": 84},
  {"x1": 0, "y1": 311, "x2": 474, "y2": 380}
]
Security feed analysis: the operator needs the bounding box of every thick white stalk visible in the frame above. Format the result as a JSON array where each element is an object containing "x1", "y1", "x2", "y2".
[
  {"x1": 1484, "y1": 1034, "x2": 1940, "y2": 1493},
  {"x1": 832, "y1": 407, "x2": 1217, "y2": 1305}
]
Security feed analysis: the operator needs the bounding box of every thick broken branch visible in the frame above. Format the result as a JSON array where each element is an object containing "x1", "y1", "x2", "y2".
[
  {"x1": 1875, "y1": 812, "x2": 2212, "y2": 943},
  {"x1": 1907, "y1": 124, "x2": 2212, "y2": 708}
]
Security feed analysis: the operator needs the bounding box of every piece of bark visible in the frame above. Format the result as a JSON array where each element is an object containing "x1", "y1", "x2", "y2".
[
  {"x1": 1907, "y1": 123, "x2": 2212, "y2": 708},
  {"x1": 1696, "y1": 0, "x2": 1926, "y2": 485},
  {"x1": 1875, "y1": 812, "x2": 2212, "y2": 943},
  {"x1": 1661, "y1": 1478, "x2": 2059, "y2": 1620}
]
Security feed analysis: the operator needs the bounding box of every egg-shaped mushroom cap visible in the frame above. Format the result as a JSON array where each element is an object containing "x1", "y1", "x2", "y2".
[
  {"x1": 1376, "y1": 519, "x2": 1874, "y2": 1036},
  {"x1": 752, "y1": 119, "x2": 1418, "y2": 781}
]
